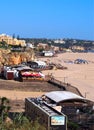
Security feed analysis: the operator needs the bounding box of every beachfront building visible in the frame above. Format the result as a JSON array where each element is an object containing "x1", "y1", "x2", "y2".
[
  {"x1": 54, "y1": 39, "x2": 65, "y2": 44},
  {"x1": 0, "y1": 34, "x2": 26, "y2": 46},
  {"x1": 41, "y1": 51, "x2": 54, "y2": 57},
  {"x1": 41, "y1": 91, "x2": 94, "y2": 129},
  {"x1": 26, "y1": 43, "x2": 35, "y2": 49},
  {"x1": 24, "y1": 90, "x2": 94, "y2": 130},
  {"x1": 2, "y1": 64, "x2": 46, "y2": 81},
  {"x1": 37, "y1": 43, "x2": 49, "y2": 50},
  {"x1": 25, "y1": 97, "x2": 67, "y2": 130},
  {"x1": 71, "y1": 45, "x2": 85, "y2": 52}
]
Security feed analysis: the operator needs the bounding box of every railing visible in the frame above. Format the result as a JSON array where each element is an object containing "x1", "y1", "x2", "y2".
[{"x1": 48, "y1": 76, "x2": 83, "y2": 96}]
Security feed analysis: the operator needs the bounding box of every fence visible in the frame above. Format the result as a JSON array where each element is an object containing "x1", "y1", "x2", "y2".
[{"x1": 48, "y1": 77, "x2": 83, "y2": 96}]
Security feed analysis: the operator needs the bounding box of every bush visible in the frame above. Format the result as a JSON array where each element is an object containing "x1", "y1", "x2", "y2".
[{"x1": 68, "y1": 121, "x2": 79, "y2": 130}]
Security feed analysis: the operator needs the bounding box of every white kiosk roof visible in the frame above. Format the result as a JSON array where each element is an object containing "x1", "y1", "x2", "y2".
[{"x1": 44, "y1": 91, "x2": 85, "y2": 103}]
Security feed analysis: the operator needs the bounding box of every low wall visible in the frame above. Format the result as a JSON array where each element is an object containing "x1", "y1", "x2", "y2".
[{"x1": 48, "y1": 78, "x2": 83, "y2": 97}]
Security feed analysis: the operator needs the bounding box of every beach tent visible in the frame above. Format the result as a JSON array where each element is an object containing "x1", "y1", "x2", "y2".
[{"x1": 74, "y1": 59, "x2": 88, "y2": 64}]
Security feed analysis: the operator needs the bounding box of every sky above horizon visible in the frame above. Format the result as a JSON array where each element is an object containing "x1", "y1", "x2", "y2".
[{"x1": 0, "y1": 0, "x2": 94, "y2": 40}]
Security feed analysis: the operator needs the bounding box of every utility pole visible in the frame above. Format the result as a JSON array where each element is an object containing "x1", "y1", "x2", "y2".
[
  {"x1": 85, "y1": 92, "x2": 89, "y2": 98},
  {"x1": 64, "y1": 77, "x2": 67, "y2": 83}
]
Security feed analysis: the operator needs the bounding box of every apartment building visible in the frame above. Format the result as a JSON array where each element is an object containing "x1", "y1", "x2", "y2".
[{"x1": 0, "y1": 34, "x2": 26, "y2": 46}]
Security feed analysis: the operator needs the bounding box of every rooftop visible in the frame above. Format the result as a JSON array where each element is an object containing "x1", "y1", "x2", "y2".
[{"x1": 44, "y1": 91, "x2": 85, "y2": 103}]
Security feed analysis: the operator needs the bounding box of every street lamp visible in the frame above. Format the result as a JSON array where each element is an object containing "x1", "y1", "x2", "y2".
[
  {"x1": 64, "y1": 77, "x2": 67, "y2": 83},
  {"x1": 85, "y1": 92, "x2": 89, "y2": 98}
]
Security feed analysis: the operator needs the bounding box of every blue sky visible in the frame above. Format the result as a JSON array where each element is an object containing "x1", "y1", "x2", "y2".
[{"x1": 0, "y1": 0, "x2": 94, "y2": 40}]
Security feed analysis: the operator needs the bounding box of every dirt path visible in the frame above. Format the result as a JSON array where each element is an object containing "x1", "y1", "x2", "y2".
[{"x1": 0, "y1": 89, "x2": 45, "y2": 100}]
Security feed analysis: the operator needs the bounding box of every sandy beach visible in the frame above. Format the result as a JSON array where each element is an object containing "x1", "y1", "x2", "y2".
[{"x1": 0, "y1": 52, "x2": 94, "y2": 102}]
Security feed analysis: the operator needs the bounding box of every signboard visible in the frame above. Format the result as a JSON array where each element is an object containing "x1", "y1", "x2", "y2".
[{"x1": 51, "y1": 116, "x2": 65, "y2": 126}]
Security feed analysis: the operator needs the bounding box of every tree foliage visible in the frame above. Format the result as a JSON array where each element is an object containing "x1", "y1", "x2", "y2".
[
  {"x1": 0, "y1": 97, "x2": 46, "y2": 130},
  {"x1": 0, "y1": 97, "x2": 10, "y2": 123}
]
